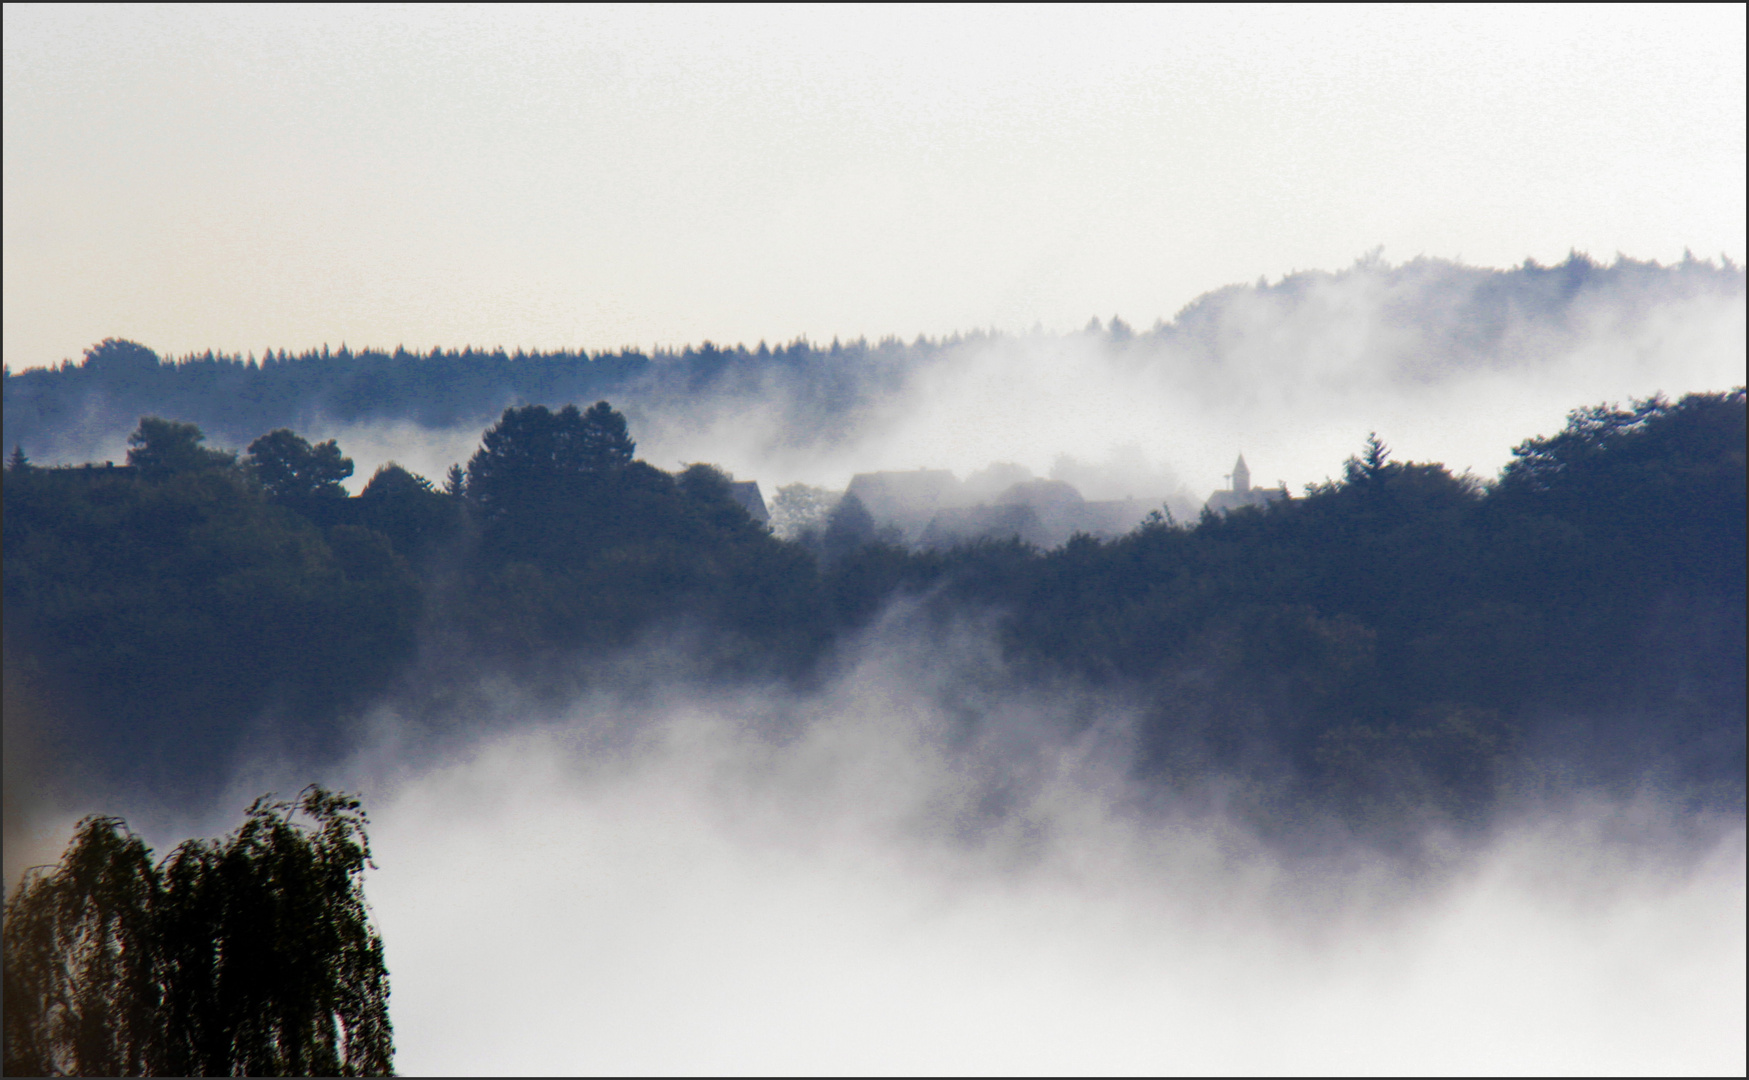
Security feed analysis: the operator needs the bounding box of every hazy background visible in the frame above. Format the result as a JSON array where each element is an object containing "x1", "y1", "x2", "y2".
[
  {"x1": 6, "y1": 6, "x2": 1745, "y2": 1075},
  {"x1": 9, "y1": 254, "x2": 1740, "y2": 502},
  {"x1": 5, "y1": 5, "x2": 1744, "y2": 368}
]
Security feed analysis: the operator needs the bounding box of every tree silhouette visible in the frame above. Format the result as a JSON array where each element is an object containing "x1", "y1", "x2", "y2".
[
  {"x1": 822, "y1": 492, "x2": 877, "y2": 563},
  {"x1": 1343, "y1": 432, "x2": 1391, "y2": 487},
  {"x1": 3, "y1": 787, "x2": 393, "y2": 1077},
  {"x1": 126, "y1": 418, "x2": 236, "y2": 478},
  {"x1": 443, "y1": 463, "x2": 467, "y2": 499},
  {"x1": 465, "y1": 401, "x2": 635, "y2": 520},
  {"x1": 81, "y1": 338, "x2": 161, "y2": 374},
  {"x1": 360, "y1": 462, "x2": 434, "y2": 500},
  {"x1": 245, "y1": 429, "x2": 354, "y2": 501},
  {"x1": 577, "y1": 400, "x2": 636, "y2": 471},
  {"x1": 358, "y1": 463, "x2": 457, "y2": 559}
]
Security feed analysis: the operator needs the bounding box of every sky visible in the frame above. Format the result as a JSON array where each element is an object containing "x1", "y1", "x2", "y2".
[{"x1": 4, "y1": 4, "x2": 1744, "y2": 369}]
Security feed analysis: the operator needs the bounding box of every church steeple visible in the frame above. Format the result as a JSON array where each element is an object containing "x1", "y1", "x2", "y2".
[{"x1": 1231, "y1": 454, "x2": 1250, "y2": 493}]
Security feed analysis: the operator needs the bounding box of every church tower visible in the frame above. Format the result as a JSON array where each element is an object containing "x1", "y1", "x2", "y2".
[{"x1": 1205, "y1": 452, "x2": 1286, "y2": 515}]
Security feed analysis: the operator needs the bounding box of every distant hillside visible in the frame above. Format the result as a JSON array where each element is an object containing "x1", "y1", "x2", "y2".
[{"x1": 6, "y1": 253, "x2": 1740, "y2": 465}]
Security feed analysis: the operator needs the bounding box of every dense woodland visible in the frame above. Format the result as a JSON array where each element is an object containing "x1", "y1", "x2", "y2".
[
  {"x1": 5, "y1": 253, "x2": 1740, "y2": 463},
  {"x1": 4, "y1": 387, "x2": 1743, "y2": 832}
]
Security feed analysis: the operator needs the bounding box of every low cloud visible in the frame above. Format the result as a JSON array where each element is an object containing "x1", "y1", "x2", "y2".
[
  {"x1": 602, "y1": 256, "x2": 1746, "y2": 502},
  {"x1": 12, "y1": 601, "x2": 1742, "y2": 1073},
  {"x1": 323, "y1": 615, "x2": 1746, "y2": 1074}
]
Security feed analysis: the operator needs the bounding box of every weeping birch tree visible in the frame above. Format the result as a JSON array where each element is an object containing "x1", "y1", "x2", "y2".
[{"x1": 3, "y1": 787, "x2": 392, "y2": 1076}]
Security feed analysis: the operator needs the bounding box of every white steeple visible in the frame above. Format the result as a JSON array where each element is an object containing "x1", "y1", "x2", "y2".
[{"x1": 1231, "y1": 454, "x2": 1250, "y2": 493}]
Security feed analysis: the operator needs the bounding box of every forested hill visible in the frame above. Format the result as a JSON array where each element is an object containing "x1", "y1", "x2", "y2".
[
  {"x1": 5, "y1": 390, "x2": 1743, "y2": 834},
  {"x1": 5, "y1": 253, "x2": 1740, "y2": 463}
]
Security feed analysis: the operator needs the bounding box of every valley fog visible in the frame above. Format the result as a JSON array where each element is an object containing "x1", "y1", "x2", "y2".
[
  {"x1": 353, "y1": 621, "x2": 1744, "y2": 1074},
  {"x1": 92, "y1": 613, "x2": 1736, "y2": 1076}
]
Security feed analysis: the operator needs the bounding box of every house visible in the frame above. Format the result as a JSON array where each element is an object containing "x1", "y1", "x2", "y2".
[
  {"x1": 844, "y1": 468, "x2": 962, "y2": 540},
  {"x1": 920, "y1": 480, "x2": 1158, "y2": 548},
  {"x1": 726, "y1": 480, "x2": 769, "y2": 524},
  {"x1": 842, "y1": 465, "x2": 1187, "y2": 547}
]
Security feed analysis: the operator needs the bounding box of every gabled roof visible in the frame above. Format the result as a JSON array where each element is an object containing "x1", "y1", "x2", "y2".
[{"x1": 726, "y1": 480, "x2": 769, "y2": 523}]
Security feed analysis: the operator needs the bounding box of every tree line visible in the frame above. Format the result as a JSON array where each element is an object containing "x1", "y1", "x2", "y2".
[
  {"x1": 3, "y1": 390, "x2": 1743, "y2": 824},
  {"x1": 5, "y1": 253, "x2": 1739, "y2": 462}
]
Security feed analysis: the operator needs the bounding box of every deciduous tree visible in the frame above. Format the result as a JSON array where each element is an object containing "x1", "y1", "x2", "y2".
[
  {"x1": 3, "y1": 787, "x2": 393, "y2": 1077},
  {"x1": 245, "y1": 429, "x2": 354, "y2": 501},
  {"x1": 126, "y1": 418, "x2": 236, "y2": 478}
]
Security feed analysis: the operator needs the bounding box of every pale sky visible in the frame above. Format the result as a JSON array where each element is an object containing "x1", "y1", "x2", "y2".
[{"x1": 4, "y1": 4, "x2": 1744, "y2": 369}]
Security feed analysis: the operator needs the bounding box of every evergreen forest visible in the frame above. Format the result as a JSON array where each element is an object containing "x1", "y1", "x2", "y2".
[{"x1": 5, "y1": 253, "x2": 1740, "y2": 465}]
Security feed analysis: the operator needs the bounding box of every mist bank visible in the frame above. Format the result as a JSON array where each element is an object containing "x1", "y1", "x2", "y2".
[
  {"x1": 5, "y1": 389, "x2": 1742, "y2": 845},
  {"x1": 361, "y1": 694, "x2": 1744, "y2": 1075},
  {"x1": 14, "y1": 587, "x2": 1742, "y2": 1073},
  {"x1": 4, "y1": 252, "x2": 1743, "y2": 496}
]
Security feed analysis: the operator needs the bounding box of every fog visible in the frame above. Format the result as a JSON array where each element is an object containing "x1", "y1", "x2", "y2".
[
  {"x1": 70, "y1": 608, "x2": 1735, "y2": 1075},
  {"x1": 371, "y1": 757, "x2": 1742, "y2": 1074},
  {"x1": 635, "y1": 259, "x2": 1744, "y2": 500},
  {"x1": 7, "y1": 256, "x2": 1740, "y2": 506},
  {"x1": 309, "y1": 257, "x2": 1745, "y2": 503}
]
